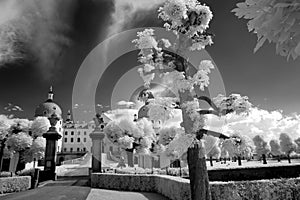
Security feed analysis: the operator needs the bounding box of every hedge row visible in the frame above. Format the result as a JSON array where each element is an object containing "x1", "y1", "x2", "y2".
[
  {"x1": 91, "y1": 173, "x2": 300, "y2": 200},
  {"x1": 114, "y1": 164, "x2": 300, "y2": 181},
  {"x1": 0, "y1": 176, "x2": 31, "y2": 194}
]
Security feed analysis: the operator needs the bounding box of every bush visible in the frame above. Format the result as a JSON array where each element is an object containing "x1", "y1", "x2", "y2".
[
  {"x1": 0, "y1": 176, "x2": 31, "y2": 194},
  {"x1": 91, "y1": 173, "x2": 300, "y2": 200},
  {"x1": 17, "y1": 168, "x2": 40, "y2": 189}
]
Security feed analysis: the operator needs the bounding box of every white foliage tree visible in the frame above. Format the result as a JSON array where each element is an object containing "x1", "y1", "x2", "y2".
[
  {"x1": 221, "y1": 133, "x2": 253, "y2": 166},
  {"x1": 31, "y1": 116, "x2": 51, "y2": 138},
  {"x1": 253, "y1": 135, "x2": 270, "y2": 164},
  {"x1": 6, "y1": 132, "x2": 33, "y2": 153},
  {"x1": 279, "y1": 133, "x2": 296, "y2": 163},
  {"x1": 203, "y1": 135, "x2": 220, "y2": 166},
  {"x1": 232, "y1": 0, "x2": 300, "y2": 60},
  {"x1": 294, "y1": 137, "x2": 300, "y2": 154},
  {"x1": 105, "y1": 1, "x2": 252, "y2": 199},
  {"x1": 269, "y1": 139, "x2": 282, "y2": 162}
]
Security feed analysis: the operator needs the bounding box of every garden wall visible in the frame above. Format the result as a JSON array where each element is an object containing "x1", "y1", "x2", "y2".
[
  {"x1": 91, "y1": 173, "x2": 300, "y2": 200},
  {"x1": 0, "y1": 176, "x2": 31, "y2": 194}
]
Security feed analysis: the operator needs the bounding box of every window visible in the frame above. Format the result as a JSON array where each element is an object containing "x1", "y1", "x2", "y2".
[
  {"x1": 71, "y1": 138, "x2": 74, "y2": 143},
  {"x1": 70, "y1": 148, "x2": 73, "y2": 152},
  {"x1": 83, "y1": 148, "x2": 86, "y2": 152},
  {"x1": 78, "y1": 131, "x2": 80, "y2": 135},
  {"x1": 77, "y1": 138, "x2": 80, "y2": 143},
  {"x1": 64, "y1": 148, "x2": 67, "y2": 152},
  {"x1": 84, "y1": 138, "x2": 86, "y2": 142},
  {"x1": 71, "y1": 131, "x2": 74, "y2": 135},
  {"x1": 65, "y1": 131, "x2": 68, "y2": 135},
  {"x1": 77, "y1": 148, "x2": 80, "y2": 152},
  {"x1": 64, "y1": 138, "x2": 67, "y2": 143},
  {"x1": 59, "y1": 128, "x2": 62, "y2": 132},
  {"x1": 84, "y1": 131, "x2": 87, "y2": 135}
]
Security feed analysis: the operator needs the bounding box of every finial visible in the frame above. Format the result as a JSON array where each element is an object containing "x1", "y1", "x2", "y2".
[
  {"x1": 67, "y1": 110, "x2": 72, "y2": 120},
  {"x1": 48, "y1": 86, "x2": 54, "y2": 100}
]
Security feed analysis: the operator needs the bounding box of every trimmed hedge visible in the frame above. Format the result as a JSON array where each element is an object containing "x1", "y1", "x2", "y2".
[
  {"x1": 91, "y1": 173, "x2": 300, "y2": 200},
  {"x1": 0, "y1": 176, "x2": 31, "y2": 194},
  {"x1": 114, "y1": 164, "x2": 300, "y2": 181}
]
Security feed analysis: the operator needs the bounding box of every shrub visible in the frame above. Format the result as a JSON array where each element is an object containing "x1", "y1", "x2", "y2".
[
  {"x1": 0, "y1": 176, "x2": 31, "y2": 194},
  {"x1": 17, "y1": 168, "x2": 40, "y2": 189}
]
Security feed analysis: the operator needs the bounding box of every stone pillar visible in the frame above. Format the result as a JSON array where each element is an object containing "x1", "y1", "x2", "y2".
[
  {"x1": 90, "y1": 129, "x2": 105, "y2": 172},
  {"x1": 43, "y1": 114, "x2": 62, "y2": 180}
]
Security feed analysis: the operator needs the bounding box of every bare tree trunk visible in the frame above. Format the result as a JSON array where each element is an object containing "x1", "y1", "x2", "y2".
[
  {"x1": 179, "y1": 90, "x2": 212, "y2": 200},
  {"x1": 237, "y1": 156, "x2": 242, "y2": 166},
  {"x1": 209, "y1": 156, "x2": 213, "y2": 167},
  {"x1": 287, "y1": 154, "x2": 291, "y2": 163},
  {"x1": 262, "y1": 154, "x2": 267, "y2": 164},
  {"x1": 188, "y1": 141, "x2": 211, "y2": 200}
]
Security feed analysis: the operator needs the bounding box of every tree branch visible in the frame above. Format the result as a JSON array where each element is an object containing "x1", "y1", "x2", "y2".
[
  {"x1": 196, "y1": 129, "x2": 230, "y2": 140},
  {"x1": 198, "y1": 110, "x2": 219, "y2": 116},
  {"x1": 197, "y1": 96, "x2": 219, "y2": 112}
]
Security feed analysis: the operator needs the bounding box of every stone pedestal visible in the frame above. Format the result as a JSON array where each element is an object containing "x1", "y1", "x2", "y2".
[
  {"x1": 43, "y1": 114, "x2": 62, "y2": 180},
  {"x1": 90, "y1": 129, "x2": 105, "y2": 172}
]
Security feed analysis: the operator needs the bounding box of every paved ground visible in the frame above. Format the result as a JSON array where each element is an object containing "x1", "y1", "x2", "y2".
[{"x1": 1, "y1": 176, "x2": 169, "y2": 200}]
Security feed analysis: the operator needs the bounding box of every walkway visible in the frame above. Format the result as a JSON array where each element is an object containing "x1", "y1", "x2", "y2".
[{"x1": 1, "y1": 176, "x2": 169, "y2": 200}]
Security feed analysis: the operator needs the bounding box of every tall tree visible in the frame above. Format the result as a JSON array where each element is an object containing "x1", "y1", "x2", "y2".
[
  {"x1": 253, "y1": 135, "x2": 270, "y2": 164},
  {"x1": 269, "y1": 139, "x2": 282, "y2": 162},
  {"x1": 232, "y1": 0, "x2": 300, "y2": 60},
  {"x1": 294, "y1": 137, "x2": 300, "y2": 154},
  {"x1": 279, "y1": 133, "x2": 296, "y2": 163},
  {"x1": 221, "y1": 133, "x2": 253, "y2": 166},
  {"x1": 204, "y1": 135, "x2": 220, "y2": 167}
]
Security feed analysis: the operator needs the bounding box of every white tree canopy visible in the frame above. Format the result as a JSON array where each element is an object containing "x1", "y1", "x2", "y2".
[{"x1": 233, "y1": 0, "x2": 300, "y2": 60}]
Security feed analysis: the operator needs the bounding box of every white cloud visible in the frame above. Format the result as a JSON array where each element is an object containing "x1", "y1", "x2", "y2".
[
  {"x1": 206, "y1": 108, "x2": 300, "y2": 142},
  {"x1": 108, "y1": 0, "x2": 165, "y2": 36}
]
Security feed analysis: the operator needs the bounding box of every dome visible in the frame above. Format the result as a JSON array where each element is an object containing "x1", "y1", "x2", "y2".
[
  {"x1": 34, "y1": 100, "x2": 62, "y2": 118},
  {"x1": 138, "y1": 104, "x2": 150, "y2": 119},
  {"x1": 34, "y1": 86, "x2": 62, "y2": 118}
]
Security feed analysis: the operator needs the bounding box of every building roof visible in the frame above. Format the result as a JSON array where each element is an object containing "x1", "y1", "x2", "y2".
[{"x1": 34, "y1": 86, "x2": 62, "y2": 118}]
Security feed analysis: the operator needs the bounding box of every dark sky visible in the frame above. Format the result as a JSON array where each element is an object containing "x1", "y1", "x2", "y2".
[{"x1": 0, "y1": 0, "x2": 299, "y2": 121}]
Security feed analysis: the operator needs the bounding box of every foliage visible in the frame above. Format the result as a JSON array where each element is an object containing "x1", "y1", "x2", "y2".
[
  {"x1": 222, "y1": 133, "x2": 254, "y2": 158},
  {"x1": 0, "y1": 115, "x2": 12, "y2": 141},
  {"x1": 104, "y1": 118, "x2": 155, "y2": 154},
  {"x1": 203, "y1": 135, "x2": 220, "y2": 159},
  {"x1": 0, "y1": 176, "x2": 31, "y2": 193},
  {"x1": 253, "y1": 135, "x2": 270, "y2": 156},
  {"x1": 269, "y1": 139, "x2": 282, "y2": 156},
  {"x1": 232, "y1": 0, "x2": 300, "y2": 60},
  {"x1": 9, "y1": 118, "x2": 31, "y2": 134},
  {"x1": 6, "y1": 132, "x2": 32, "y2": 152},
  {"x1": 294, "y1": 137, "x2": 300, "y2": 154},
  {"x1": 279, "y1": 133, "x2": 296, "y2": 155},
  {"x1": 30, "y1": 116, "x2": 50, "y2": 138},
  {"x1": 23, "y1": 137, "x2": 46, "y2": 163},
  {"x1": 212, "y1": 94, "x2": 252, "y2": 115}
]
